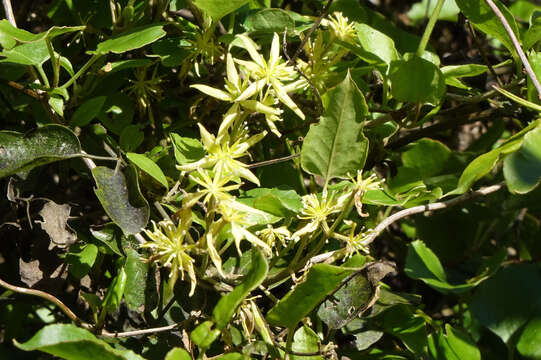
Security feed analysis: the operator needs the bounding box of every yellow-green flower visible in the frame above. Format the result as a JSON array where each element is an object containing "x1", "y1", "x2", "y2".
[
  {"x1": 176, "y1": 123, "x2": 265, "y2": 185},
  {"x1": 323, "y1": 12, "x2": 357, "y2": 43},
  {"x1": 234, "y1": 33, "x2": 305, "y2": 120},
  {"x1": 292, "y1": 193, "x2": 342, "y2": 240},
  {"x1": 184, "y1": 169, "x2": 240, "y2": 208},
  {"x1": 341, "y1": 220, "x2": 371, "y2": 258},
  {"x1": 349, "y1": 171, "x2": 384, "y2": 217},
  {"x1": 218, "y1": 200, "x2": 273, "y2": 256},
  {"x1": 256, "y1": 225, "x2": 291, "y2": 250},
  {"x1": 142, "y1": 212, "x2": 197, "y2": 295},
  {"x1": 191, "y1": 53, "x2": 251, "y2": 102}
]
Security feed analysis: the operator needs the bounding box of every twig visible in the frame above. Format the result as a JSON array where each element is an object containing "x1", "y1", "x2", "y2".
[
  {"x1": 0, "y1": 276, "x2": 92, "y2": 330},
  {"x1": 286, "y1": 0, "x2": 334, "y2": 65},
  {"x1": 247, "y1": 153, "x2": 300, "y2": 169},
  {"x1": 0, "y1": 275, "x2": 194, "y2": 338},
  {"x1": 104, "y1": 320, "x2": 193, "y2": 338},
  {"x1": 362, "y1": 183, "x2": 505, "y2": 245},
  {"x1": 7, "y1": 81, "x2": 43, "y2": 100},
  {"x1": 2, "y1": 0, "x2": 16, "y2": 27},
  {"x1": 484, "y1": 0, "x2": 541, "y2": 99}
]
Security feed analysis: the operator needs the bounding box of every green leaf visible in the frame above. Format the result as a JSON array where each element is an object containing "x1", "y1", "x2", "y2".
[
  {"x1": 92, "y1": 166, "x2": 150, "y2": 235},
  {"x1": 90, "y1": 224, "x2": 123, "y2": 256},
  {"x1": 290, "y1": 325, "x2": 323, "y2": 360},
  {"x1": 450, "y1": 138, "x2": 524, "y2": 195},
  {"x1": 407, "y1": 0, "x2": 460, "y2": 25},
  {"x1": 441, "y1": 64, "x2": 489, "y2": 78},
  {"x1": 98, "y1": 93, "x2": 135, "y2": 135},
  {"x1": 402, "y1": 138, "x2": 451, "y2": 178},
  {"x1": 193, "y1": 0, "x2": 249, "y2": 21},
  {"x1": 429, "y1": 324, "x2": 481, "y2": 360},
  {"x1": 124, "y1": 248, "x2": 148, "y2": 309},
  {"x1": 470, "y1": 263, "x2": 541, "y2": 343},
  {"x1": 71, "y1": 96, "x2": 107, "y2": 127},
  {"x1": 356, "y1": 23, "x2": 399, "y2": 65},
  {"x1": 266, "y1": 264, "x2": 354, "y2": 328},
  {"x1": 165, "y1": 348, "x2": 191, "y2": 360},
  {"x1": 0, "y1": 124, "x2": 81, "y2": 179},
  {"x1": 380, "y1": 305, "x2": 427, "y2": 353},
  {"x1": 455, "y1": 0, "x2": 520, "y2": 63},
  {"x1": 0, "y1": 20, "x2": 84, "y2": 49},
  {"x1": 526, "y1": 51, "x2": 541, "y2": 104},
  {"x1": 213, "y1": 250, "x2": 268, "y2": 330},
  {"x1": 49, "y1": 95, "x2": 65, "y2": 116},
  {"x1": 151, "y1": 37, "x2": 190, "y2": 67},
  {"x1": 504, "y1": 127, "x2": 541, "y2": 194},
  {"x1": 92, "y1": 25, "x2": 166, "y2": 55},
  {"x1": 524, "y1": 16, "x2": 541, "y2": 50},
  {"x1": 241, "y1": 187, "x2": 302, "y2": 217},
  {"x1": 190, "y1": 320, "x2": 221, "y2": 349},
  {"x1": 170, "y1": 133, "x2": 206, "y2": 165},
  {"x1": 14, "y1": 324, "x2": 145, "y2": 360},
  {"x1": 405, "y1": 240, "x2": 479, "y2": 294},
  {"x1": 66, "y1": 243, "x2": 98, "y2": 279},
  {"x1": 102, "y1": 267, "x2": 127, "y2": 314},
  {"x1": 120, "y1": 125, "x2": 144, "y2": 152},
  {"x1": 126, "y1": 152, "x2": 168, "y2": 190},
  {"x1": 0, "y1": 40, "x2": 49, "y2": 65},
  {"x1": 301, "y1": 72, "x2": 369, "y2": 183},
  {"x1": 390, "y1": 55, "x2": 446, "y2": 104},
  {"x1": 517, "y1": 316, "x2": 541, "y2": 359},
  {"x1": 244, "y1": 9, "x2": 295, "y2": 34}
]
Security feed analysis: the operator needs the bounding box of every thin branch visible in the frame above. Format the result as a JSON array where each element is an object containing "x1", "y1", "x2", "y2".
[
  {"x1": 0, "y1": 275, "x2": 194, "y2": 338},
  {"x1": 362, "y1": 183, "x2": 505, "y2": 245},
  {"x1": 247, "y1": 153, "x2": 300, "y2": 169},
  {"x1": 0, "y1": 276, "x2": 92, "y2": 330},
  {"x1": 7, "y1": 80, "x2": 44, "y2": 100},
  {"x1": 484, "y1": 0, "x2": 541, "y2": 99},
  {"x1": 2, "y1": 0, "x2": 16, "y2": 27},
  {"x1": 103, "y1": 320, "x2": 192, "y2": 338},
  {"x1": 286, "y1": 0, "x2": 334, "y2": 65}
]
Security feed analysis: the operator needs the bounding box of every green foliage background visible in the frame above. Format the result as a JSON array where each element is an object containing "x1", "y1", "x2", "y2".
[{"x1": 1, "y1": 0, "x2": 541, "y2": 359}]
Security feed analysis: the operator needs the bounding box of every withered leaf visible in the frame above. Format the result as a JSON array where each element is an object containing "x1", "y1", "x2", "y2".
[{"x1": 37, "y1": 201, "x2": 77, "y2": 249}]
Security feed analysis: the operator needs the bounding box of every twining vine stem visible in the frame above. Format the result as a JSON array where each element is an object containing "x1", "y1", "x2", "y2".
[
  {"x1": 310, "y1": 183, "x2": 505, "y2": 264},
  {"x1": 363, "y1": 182, "x2": 505, "y2": 245},
  {"x1": 484, "y1": 0, "x2": 541, "y2": 99}
]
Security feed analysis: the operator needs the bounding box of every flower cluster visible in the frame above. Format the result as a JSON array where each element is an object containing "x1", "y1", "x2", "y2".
[
  {"x1": 140, "y1": 14, "x2": 381, "y2": 298},
  {"x1": 192, "y1": 33, "x2": 306, "y2": 136}
]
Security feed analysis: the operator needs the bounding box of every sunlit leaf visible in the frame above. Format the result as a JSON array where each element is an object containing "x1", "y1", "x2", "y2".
[{"x1": 0, "y1": 125, "x2": 81, "y2": 179}]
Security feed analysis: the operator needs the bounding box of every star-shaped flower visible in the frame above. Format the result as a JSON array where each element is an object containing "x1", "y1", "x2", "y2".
[{"x1": 142, "y1": 211, "x2": 197, "y2": 295}]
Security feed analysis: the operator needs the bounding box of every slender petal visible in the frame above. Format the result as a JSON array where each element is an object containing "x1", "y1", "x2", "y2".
[
  {"x1": 226, "y1": 53, "x2": 240, "y2": 87},
  {"x1": 237, "y1": 34, "x2": 265, "y2": 67},
  {"x1": 271, "y1": 79, "x2": 305, "y2": 120},
  {"x1": 191, "y1": 84, "x2": 232, "y2": 102}
]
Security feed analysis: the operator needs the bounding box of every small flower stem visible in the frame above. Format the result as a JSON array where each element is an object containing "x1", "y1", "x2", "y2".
[
  {"x1": 61, "y1": 54, "x2": 101, "y2": 90},
  {"x1": 36, "y1": 64, "x2": 50, "y2": 88},
  {"x1": 416, "y1": 0, "x2": 446, "y2": 56}
]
